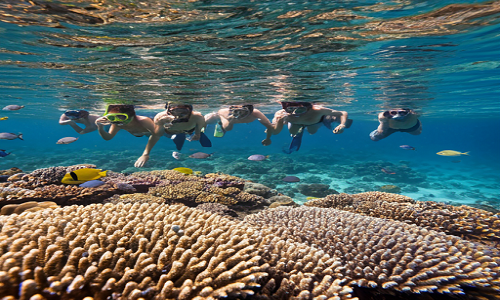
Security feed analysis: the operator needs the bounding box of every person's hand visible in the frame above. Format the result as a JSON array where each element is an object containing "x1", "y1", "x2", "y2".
[
  {"x1": 191, "y1": 134, "x2": 200, "y2": 141},
  {"x1": 155, "y1": 112, "x2": 174, "y2": 126},
  {"x1": 134, "y1": 154, "x2": 149, "y2": 168},
  {"x1": 262, "y1": 138, "x2": 271, "y2": 146},
  {"x1": 95, "y1": 117, "x2": 111, "y2": 126},
  {"x1": 60, "y1": 119, "x2": 75, "y2": 125},
  {"x1": 333, "y1": 124, "x2": 345, "y2": 134}
]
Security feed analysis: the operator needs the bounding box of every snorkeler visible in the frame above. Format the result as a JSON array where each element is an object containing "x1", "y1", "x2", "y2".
[
  {"x1": 370, "y1": 108, "x2": 422, "y2": 141},
  {"x1": 154, "y1": 102, "x2": 211, "y2": 151},
  {"x1": 95, "y1": 104, "x2": 157, "y2": 168},
  {"x1": 272, "y1": 101, "x2": 352, "y2": 153},
  {"x1": 59, "y1": 109, "x2": 99, "y2": 134},
  {"x1": 204, "y1": 104, "x2": 274, "y2": 146}
]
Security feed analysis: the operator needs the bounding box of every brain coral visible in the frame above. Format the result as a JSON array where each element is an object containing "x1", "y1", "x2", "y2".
[
  {"x1": 245, "y1": 206, "x2": 500, "y2": 298},
  {"x1": 0, "y1": 202, "x2": 355, "y2": 299},
  {"x1": 305, "y1": 191, "x2": 500, "y2": 242}
]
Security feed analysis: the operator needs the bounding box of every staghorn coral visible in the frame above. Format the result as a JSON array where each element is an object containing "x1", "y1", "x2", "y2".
[
  {"x1": 305, "y1": 191, "x2": 500, "y2": 242},
  {"x1": 245, "y1": 206, "x2": 500, "y2": 298},
  {"x1": 0, "y1": 201, "x2": 357, "y2": 299}
]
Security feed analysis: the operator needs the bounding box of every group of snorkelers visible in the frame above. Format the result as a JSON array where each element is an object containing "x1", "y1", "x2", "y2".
[{"x1": 59, "y1": 101, "x2": 422, "y2": 167}]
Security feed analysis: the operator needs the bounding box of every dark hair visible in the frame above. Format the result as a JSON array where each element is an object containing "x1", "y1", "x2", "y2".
[
  {"x1": 106, "y1": 105, "x2": 136, "y2": 117},
  {"x1": 229, "y1": 104, "x2": 254, "y2": 113},
  {"x1": 280, "y1": 101, "x2": 312, "y2": 109}
]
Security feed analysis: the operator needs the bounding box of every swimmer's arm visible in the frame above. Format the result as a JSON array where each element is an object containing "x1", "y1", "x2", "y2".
[
  {"x1": 271, "y1": 110, "x2": 286, "y2": 135},
  {"x1": 153, "y1": 111, "x2": 173, "y2": 134},
  {"x1": 322, "y1": 108, "x2": 348, "y2": 133},
  {"x1": 254, "y1": 110, "x2": 274, "y2": 138},
  {"x1": 192, "y1": 113, "x2": 206, "y2": 140},
  {"x1": 135, "y1": 133, "x2": 161, "y2": 168},
  {"x1": 377, "y1": 112, "x2": 390, "y2": 133},
  {"x1": 96, "y1": 121, "x2": 119, "y2": 140},
  {"x1": 59, "y1": 114, "x2": 85, "y2": 133},
  {"x1": 204, "y1": 111, "x2": 222, "y2": 124}
]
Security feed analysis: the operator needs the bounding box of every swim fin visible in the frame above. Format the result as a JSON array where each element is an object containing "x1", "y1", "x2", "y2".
[
  {"x1": 214, "y1": 121, "x2": 225, "y2": 138},
  {"x1": 199, "y1": 132, "x2": 212, "y2": 147},
  {"x1": 172, "y1": 133, "x2": 186, "y2": 151},
  {"x1": 283, "y1": 128, "x2": 304, "y2": 154}
]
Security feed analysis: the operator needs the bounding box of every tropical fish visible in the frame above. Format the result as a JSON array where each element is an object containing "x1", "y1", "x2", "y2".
[
  {"x1": 282, "y1": 176, "x2": 300, "y2": 182},
  {"x1": 189, "y1": 152, "x2": 212, "y2": 159},
  {"x1": 437, "y1": 150, "x2": 469, "y2": 156},
  {"x1": 248, "y1": 154, "x2": 269, "y2": 161},
  {"x1": 381, "y1": 168, "x2": 396, "y2": 174},
  {"x1": 0, "y1": 150, "x2": 11, "y2": 157},
  {"x1": 173, "y1": 167, "x2": 193, "y2": 175},
  {"x1": 306, "y1": 197, "x2": 319, "y2": 200},
  {"x1": 0, "y1": 133, "x2": 23, "y2": 140},
  {"x1": 61, "y1": 169, "x2": 107, "y2": 184},
  {"x1": 0, "y1": 117, "x2": 8, "y2": 121},
  {"x1": 79, "y1": 180, "x2": 106, "y2": 188},
  {"x1": 56, "y1": 137, "x2": 79, "y2": 144},
  {"x1": 172, "y1": 151, "x2": 183, "y2": 160},
  {"x1": 2, "y1": 105, "x2": 24, "y2": 111},
  {"x1": 400, "y1": 145, "x2": 415, "y2": 150}
]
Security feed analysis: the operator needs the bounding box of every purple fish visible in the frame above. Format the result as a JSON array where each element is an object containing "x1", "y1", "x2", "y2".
[
  {"x1": 79, "y1": 180, "x2": 105, "y2": 188},
  {"x1": 400, "y1": 145, "x2": 415, "y2": 150},
  {"x1": 282, "y1": 176, "x2": 300, "y2": 182},
  {"x1": 248, "y1": 154, "x2": 268, "y2": 161},
  {"x1": 57, "y1": 137, "x2": 79, "y2": 144},
  {"x1": 189, "y1": 152, "x2": 212, "y2": 159},
  {"x1": 2, "y1": 105, "x2": 24, "y2": 111}
]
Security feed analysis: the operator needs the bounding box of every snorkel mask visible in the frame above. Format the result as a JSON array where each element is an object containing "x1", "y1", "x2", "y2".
[
  {"x1": 229, "y1": 105, "x2": 254, "y2": 119},
  {"x1": 281, "y1": 101, "x2": 312, "y2": 115},
  {"x1": 166, "y1": 103, "x2": 193, "y2": 123},
  {"x1": 64, "y1": 110, "x2": 88, "y2": 120},
  {"x1": 383, "y1": 109, "x2": 410, "y2": 120},
  {"x1": 103, "y1": 105, "x2": 134, "y2": 126}
]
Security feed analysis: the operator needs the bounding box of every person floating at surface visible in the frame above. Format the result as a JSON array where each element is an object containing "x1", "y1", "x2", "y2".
[
  {"x1": 95, "y1": 104, "x2": 156, "y2": 168},
  {"x1": 59, "y1": 109, "x2": 99, "y2": 134},
  {"x1": 204, "y1": 104, "x2": 274, "y2": 145},
  {"x1": 272, "y1": 101, "x2": 352, "y2": 153},
  {"x1": 369, "y1": 108, "x2": 422, "y2": 141},
  {"x1": 154, "y1": 102, "x2": 212, "y2": 151}
]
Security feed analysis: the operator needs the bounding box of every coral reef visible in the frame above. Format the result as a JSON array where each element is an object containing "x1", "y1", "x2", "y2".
[
  {"x1": 0, "y1": 202, "x2": 356, "y2": 299},
  {"x1": 298, "y1": 183, "x2": 339, "y2": 197},
  {"x1": 245, "y1": 206, "x2": 500, "y2": 298},
  {"x1": 0, "y1": 201, "x2": 58, "y2": 216},
  {"x1": 305, "y1": 191, "x2": 500, "y2": 242},
  {"x1": 0, "y1": 168, "x2": 23, "y2": 176},
  {"x1": 379, "y1": 185, "x2": 402, "y2": 194},
  {"x1": 196, "y1": 203, "x2": 239, "y2": 218}
]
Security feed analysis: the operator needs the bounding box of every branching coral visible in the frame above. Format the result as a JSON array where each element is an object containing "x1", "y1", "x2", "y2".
[
  {"x1": 0, "y1": 202, "x2": 357, "y2": 299},
  {"x1": 245, "y1": 206, "x2": 500, "y2": 298},
  {"x1": 305, "y1": 191, "x2": 500, "y2": 242}
]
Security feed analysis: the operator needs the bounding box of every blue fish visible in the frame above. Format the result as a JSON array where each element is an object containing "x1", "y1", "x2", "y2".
[
  {"x1": 0, "y1": 149, "x2": 11, "y2": 157},
  {"x1": 79, "y1": 180, "x2": 106, "y2": 188},
  {"x1": 399, "y1": 145, "x2": 415, "y2": 150}
]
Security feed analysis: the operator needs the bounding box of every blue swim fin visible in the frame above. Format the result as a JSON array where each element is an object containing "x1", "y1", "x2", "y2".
[
  {"x1": 199, "y1": 132, "x2": 212, "y2": 147},
  {"x1": 283, "y1": 129, "x2": 304, "y2": 154},
  {"x1": 172, "y1": 133, "x2": 186, "y2": 151}
]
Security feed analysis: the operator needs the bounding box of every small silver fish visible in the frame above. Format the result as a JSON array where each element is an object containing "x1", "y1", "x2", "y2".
[
  {"x1": 2, "y1": 105, "x2": 25, "y2": 111},
  {"x1": 189, "y1": 152, "x2": 212, "y2": 159},
  {"x1": 172, "y1": 151, "x2": 183, "y2": 160},
  {"x1": 248, "y1": 154, "x2": 269, "y2": 161},
  {"x1": 56, "y1": 137, "x2": 79, "y2": 144},
  {"x1": 79, "y1": 180, "x2": 105, "y2": 188},
  {"x1": 0, "y1": 132, "x2": 23, "y2": 140}
]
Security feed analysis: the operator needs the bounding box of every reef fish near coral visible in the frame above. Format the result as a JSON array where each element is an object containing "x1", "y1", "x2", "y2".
[
  {"x1": 399, "y1": 145, "x2": 415, "y2": 150},
  {"x1": 381, "y1": 168, "x2": 396, "y2": 174},
  {"x1": 282, "y1": 175, "x2": 300, "y2": 182},
  {"x1": 173, "y1": 167, "x2": 193, "y2": 175},
  {"x1": 61, "y1": 168, "x2": 107, "y2": 184},
  {"x1": 0, "y1": 149, "x2": 11, "y2": 157},
  {"x1": 79, "y1": 180, "x2": 106, "y2": 188},
  {"x1": 0, "y1": 132, "x2": 23, "y2": 140},
  {"x1": 189, "y1": 152, "x2": 212, "y2": 159},
  {"x1": 248, "y1": 154, "x2": 269, "y2": 161},
  {"x1": 2, "y1": 104, "x2": 24, "y2": 111},
  {"x1": 56, "y1": 137, "x2": 79, "y2": 144},
  {"x1": 437, "y1": 150, "x2": 469, "y2": 156},
  {"x1": 172, "y1": 151, "x2": 183, "y2": 160}
]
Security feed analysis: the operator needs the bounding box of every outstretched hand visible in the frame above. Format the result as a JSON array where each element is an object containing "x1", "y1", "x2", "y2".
[
  {"x1": 134, "y1": 154, "x2": 149, "y2": 168},
  {"x1": 262, "y1": 138, "x2": 271, "y2": 146},
  {"x1": 333, "y1": 124, "x2": 345, "y2": 134}
]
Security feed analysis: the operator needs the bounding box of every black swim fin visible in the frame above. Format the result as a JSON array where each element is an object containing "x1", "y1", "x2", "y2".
[
  {"x1": 283, "y1": 129, "x2": 304, "y2": 154},
  {"x1": 172, "y1": 133, "x2": 186, "y2": 151},
  {"x1": 199, "y1": 132, "x2": 212, "y2": 147}
]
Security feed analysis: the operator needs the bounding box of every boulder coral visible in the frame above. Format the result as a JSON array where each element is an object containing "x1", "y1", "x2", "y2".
[
  {"x1": 305, "y1": 191, "x2": 500, "y2": 242},
  {"x1": 0, "y1": 201, "x2": 355, "y2": 299},
  {"x1": 245, "y1": 206, "x2": 500, "y2": 298}
]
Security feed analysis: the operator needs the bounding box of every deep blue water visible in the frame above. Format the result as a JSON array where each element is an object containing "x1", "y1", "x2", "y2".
[{"x1": 1, "y1": 0, "x2": 499, "y2": 207}]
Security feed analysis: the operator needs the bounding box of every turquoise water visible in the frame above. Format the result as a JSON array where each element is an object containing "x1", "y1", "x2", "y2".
[{"x1": 1, "y1": 0, "x2": 499, "y2": 208}]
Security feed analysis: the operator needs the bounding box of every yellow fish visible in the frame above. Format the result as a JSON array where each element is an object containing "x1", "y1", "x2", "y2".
[
  {"x1": 306, "y1": 197, "x2": 319, "y2": 200},
  {"x1": 0, "y1": 117, "x2": 8, "y2": 121},
  {"x1": 173, "y1": 167, "x2": 193, "y2": 175},
  {"x1": 194, "y1": 171, "x2": 202, "y2": 175},
  {"x1": 61, "y1": 168, "x2": 107, "y2": 184},
  {"x1": 437, "y1": 150, "x2": 470, "y2": 157}
]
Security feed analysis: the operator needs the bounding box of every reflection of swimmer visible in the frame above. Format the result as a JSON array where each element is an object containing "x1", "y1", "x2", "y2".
[
  {"x1": 272, "y1": 101, "x2": 351, "y2": 153},
  {"x1": 154, "y1": 102, "x2": 211, "y2": 151},
  {"x1": 95, "y1": 105, "x2": 156, "y2": 168},
  {"x1": 59, "y1": 110, "x2": 99, "y2": 134},
  {"x1": 370, "y1": 109, "x2": 422, "y2": 141},
  {"x1": 204, "y1": 104, "x2": 274, "y2": 145}
]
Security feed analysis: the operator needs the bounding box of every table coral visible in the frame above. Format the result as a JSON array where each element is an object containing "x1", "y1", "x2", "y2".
[
  {"x1": 305, "y1": 191, "x2": 500, "y2": 242},
  {"x1": 245, "y1": 206, "x2": 500, "y2": 298},
  {"x1": 0, "y1": 202, "x2": 357, "y2": 299}
]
